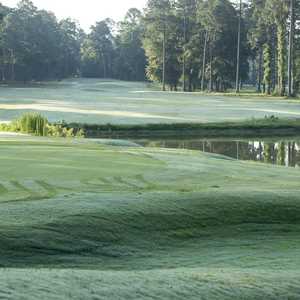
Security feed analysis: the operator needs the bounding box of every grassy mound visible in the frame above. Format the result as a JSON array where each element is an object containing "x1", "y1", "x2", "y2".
[{"x1": 0, "y1": 137, "x2": 300, "y2": 299}]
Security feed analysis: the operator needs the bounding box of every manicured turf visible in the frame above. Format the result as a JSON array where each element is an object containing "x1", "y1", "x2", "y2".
[
  {"x1": 1, "y1": 78, "x2": 300, "y2": 124},
  {"x1": 1, "y1": 136, "x2": 300, "y2": 299}
]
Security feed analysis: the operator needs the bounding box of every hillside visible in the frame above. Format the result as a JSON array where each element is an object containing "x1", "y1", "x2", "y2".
[{"x1": 0, "y1": 136, "x2": 300, "y2": 299}]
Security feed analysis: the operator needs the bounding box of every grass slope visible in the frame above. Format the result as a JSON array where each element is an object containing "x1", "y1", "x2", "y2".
[
  {"x1": 1, "y1": 78, "x2": 300, "y2": 124},
  {"x1": 0, "y1": 136, "x2": 300, "y2": 299},
  {"x1": 70, "y1": 117, "x2": 300, "y2": 138}
]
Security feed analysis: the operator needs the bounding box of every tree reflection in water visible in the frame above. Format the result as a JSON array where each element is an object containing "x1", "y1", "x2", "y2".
[{"x1": 137, "y1": 139, "x2": 300, "y2": 168}]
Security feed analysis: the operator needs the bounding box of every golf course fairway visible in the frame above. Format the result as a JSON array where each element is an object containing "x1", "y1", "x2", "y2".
[
  {"x1": 0, "y1": 136, "x2": 300, "y2": 299},
  {"x1": 2, "y1": 79, "x2": 300, "y2": 124}
]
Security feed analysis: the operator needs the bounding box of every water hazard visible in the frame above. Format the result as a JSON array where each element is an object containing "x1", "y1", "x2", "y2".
[{"x1": 136, "y1": 138, "x2": 300, "y2": 168}]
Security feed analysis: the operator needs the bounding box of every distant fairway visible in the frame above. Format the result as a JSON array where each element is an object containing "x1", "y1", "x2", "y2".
[
  {"x1": 1, "y1": 136, "x2": 300, "y2": 299},
  {"x1": 1, "y1": 79, "x2": 300, "y2": 124}
]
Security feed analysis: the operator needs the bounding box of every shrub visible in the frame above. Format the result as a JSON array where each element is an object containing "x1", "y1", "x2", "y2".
[
  {"x1": 0, "y1": 123, "x2": 10, "y2": 132},
  {"x1": 46, "y1": 124, "x2": 80, "y2": 137},
  {"x1": 1, "y1": 113, "x2": 85, "y2": 138},
  {"x1": 13, "y1": 113, "x2": 48, "y2": 136}
]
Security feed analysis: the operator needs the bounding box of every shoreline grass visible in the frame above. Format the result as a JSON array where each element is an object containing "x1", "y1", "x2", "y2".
[
  {"x1": 67, "y1": 117, "x2": 300, "y2": 138},
  {"x1": 3, "y1": 113, "x2": 300, "y2": 139}
]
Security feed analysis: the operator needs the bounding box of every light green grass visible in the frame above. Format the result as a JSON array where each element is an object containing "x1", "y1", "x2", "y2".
[
  {"x1": 1, "y1": 78, "x2": 300, "y2": 124},
  {"x1": 1, "y1": 136, "x2": 300, "y2": 299}
]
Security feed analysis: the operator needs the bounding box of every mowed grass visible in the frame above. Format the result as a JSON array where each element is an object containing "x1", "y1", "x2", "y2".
[
  {"x1": 1, "y1": 136, "x2": 300, "y2": 299},
  {"x1": 1, "y1": 78, "x2": 300, "y2": 124}
]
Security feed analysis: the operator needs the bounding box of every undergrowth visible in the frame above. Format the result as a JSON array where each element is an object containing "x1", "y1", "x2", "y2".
[{"x1": 0, "y1": 113, "x2": 85, "y2": 138}]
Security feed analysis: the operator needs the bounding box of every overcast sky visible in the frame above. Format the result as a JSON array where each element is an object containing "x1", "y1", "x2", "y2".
[{"x1": 1, "y1": 0, "x2": 148, "y2": 31}]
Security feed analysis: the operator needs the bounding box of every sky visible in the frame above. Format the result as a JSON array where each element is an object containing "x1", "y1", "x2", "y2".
[{"x1": 1, "y1": 0, "x2": 148, "y2": 31}]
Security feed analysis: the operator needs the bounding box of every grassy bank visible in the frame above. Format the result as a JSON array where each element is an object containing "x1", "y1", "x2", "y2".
[
  {"x1": 0, "y1": 112, "x2": 85, "y2": 137},
  {"x1": 3, "y1": 113, "x2": 300, "y2": 139},
  {"x1": 68, "y1": 117, "x2": 300, "y2": 138},
  {"x1": 0, "y1": 136, "x2": 300, "y2": 298}
]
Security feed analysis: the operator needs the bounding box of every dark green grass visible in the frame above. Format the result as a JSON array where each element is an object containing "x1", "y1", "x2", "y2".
[
  {"x1": 68, "y1": 117, "x2": 300, "y2": 138},
  {"x1": 1, "y1": 137, "x2": 300, "y2": 299}
]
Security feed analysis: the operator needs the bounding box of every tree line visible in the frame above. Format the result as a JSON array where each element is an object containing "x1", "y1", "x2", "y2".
[
  {"x1": 144, "y1": 0, "x2": 299, "y2": 95},
  {"x1": 0, "y1": 0, "x2": 299, "y2": 96},
  {"x1": 0, "y1": 0, "x2": 147, "y2": 82}
]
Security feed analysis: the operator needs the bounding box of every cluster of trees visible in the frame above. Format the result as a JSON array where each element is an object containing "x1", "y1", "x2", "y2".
[
  {"x1": 0, "y1": 0, "x2": 146, "y2": 82},
  {"x1": 81, "y1": 8, "x2": 147, "y2": 81},
  {"x1": 143, "y1": 0, "x2": 299, "y2": 95},
  {"x1": 248, "y1": 0, "x2": 299, "y2": 96},
  {"x1": 144, "y1": 0, "x2": 250, "y2": 92},
  {"x1": 0, "y1": 0, "x2": 83, "y2": 81},
  {"x1": 81, "y1": 9, "x2": 146, "y2": 81},
  {"x1": 0, "y1": 0, "x2": 299, "y2": 96}
]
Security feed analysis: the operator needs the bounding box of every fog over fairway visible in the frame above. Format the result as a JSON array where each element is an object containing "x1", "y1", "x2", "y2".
[{"x1": 1, "y1": 79, "x2": 300, "y2": 125}]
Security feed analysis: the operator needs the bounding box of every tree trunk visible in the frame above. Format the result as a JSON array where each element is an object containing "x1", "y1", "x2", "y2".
[
  {"x1": 288, "y1": 0, "x2": 295, "y2": 97},
  {"x1": 1, "y1": 48, "x2": 5, "y2": 82},
  {"x1": 101, "y1": 52, "x2": 107, "y2": 78},
  {"x1": 263, "y1": 43, "x2": 272, "y2": 95},
  {"x1": 257, "y1": 46, "x2": 263, "y2": 93},
  {"x1": 182, "y1": 11, "x2": 187, "y2": 92},
  {"x1": 277, "y1": 23, "x2": 286, "y2": 96},
  {"x1": 10, "y1": 49, "x2": 15, "y2": 81},
  {"x1": 235, "y1": 0, "x2": 242, "y2": 93},
  {"x1": 162, "y1": 26, "x2": 166, "y2": 91},
  {"x1": 209, "y1": 42, "x2": 213, "y2": 92},
  {"x1": 201, "y1": 31, "x2": 208, "y2": 91}
]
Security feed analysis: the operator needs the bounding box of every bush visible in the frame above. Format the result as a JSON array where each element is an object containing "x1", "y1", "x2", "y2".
[
  {"x1": 0, "y1": 123, "x2": 11, "y2": 132},
  {"x1": 14, "y1": 113, "x2": 48, "y2": 136},
  {"x1": 0, "y1": 113, "x2": 85, "y2": 138},
  {"x1": 46, "y1": 123, "x2": 85, "y2": 138}
]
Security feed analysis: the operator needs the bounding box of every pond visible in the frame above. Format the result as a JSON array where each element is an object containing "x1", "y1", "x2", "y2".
[{"x1": 135, "y1": 138, "x2": 300, "y2": 168}]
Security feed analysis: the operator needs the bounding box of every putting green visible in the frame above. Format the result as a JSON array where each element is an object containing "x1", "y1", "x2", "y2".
[
  {"x1": 1, "y1": 136, "x2": 300, "y2": 299},
  {"x1": 1, "y1": 79, "x2": 300, "y2": 124}
]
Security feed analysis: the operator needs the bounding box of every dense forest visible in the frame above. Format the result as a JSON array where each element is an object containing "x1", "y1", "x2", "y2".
[{"x1": 0, "y1": 0, "x2": 299, "y2": 95}]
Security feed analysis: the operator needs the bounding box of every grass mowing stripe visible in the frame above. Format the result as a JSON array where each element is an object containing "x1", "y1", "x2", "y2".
[
  {"x1": 2, "y1": 78, "x2": 300, "y2": 126},
  {"x1": 0, "y1": 183, "x2": 8, "y2": 194},
  {"x1": 0, "y1": 136, "x2": 300, "y2": 299}
]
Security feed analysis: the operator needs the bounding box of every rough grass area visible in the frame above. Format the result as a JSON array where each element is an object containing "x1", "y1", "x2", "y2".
[
  {"x1": 0, "y1": 112, "x2": 85, "y2": 137},
  {"x1": 1, "y1": 136, "x2": 300, "y2": 299},
  {"x1": 1, "y1": 78, "x2": 300, "y2": 124},
  {"x1": 69, "y1": 117, "x2": 300, "y2": 138}
]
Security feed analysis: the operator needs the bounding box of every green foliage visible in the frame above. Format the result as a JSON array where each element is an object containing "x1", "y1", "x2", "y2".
[
  {"x1": 249, "y1": 0, "x2": 291, "y2": 96},
  {"x1": 142, "y1": 0, "x2": 250, "y2": 91},
  {"x1": 47, "y1": 123, "x2": 85, "y2": 138},
  {"x1": 143, "y1": 0, "x2": 181, "y2": 90},
  {"x1": 275, "y1": 23, "x2": 287, "y2": 96},
  {"x1": 81, "y1": 19, "x2": 115, "y2": 78},
  {"x1": 67, "y1": 116, "x2": 300, "y2": 139},
  {"x1": 0, "y1": 0, "x2": 298, "y2": 95},
  {"x1": 0, "y1": 113, "x2": 85, "y2": 138},
  {"x1": 0, "y1": 0, "x2": 82, "y2": 81},
  {"x1": 200, "y1": 0, "x2": 249, "y2": 91},
  {"x1": 294, "y1": 0, "x2": 300, "y2": 93},
  {"x1": 80, "y1": 13, "x2": 147, "y2": 81},
  {"x1": 13, "y1": 113, "x2": 48, "y2": 136},
  {"x1": 263, "y1": 43, "x2": 272, "y2": 94},
  {"x1": 269, "y1": 0, "x2": 289, "y2": 95},
  {"x1": 114, "y1": 8, "x2": 147, "y2": 81}
]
